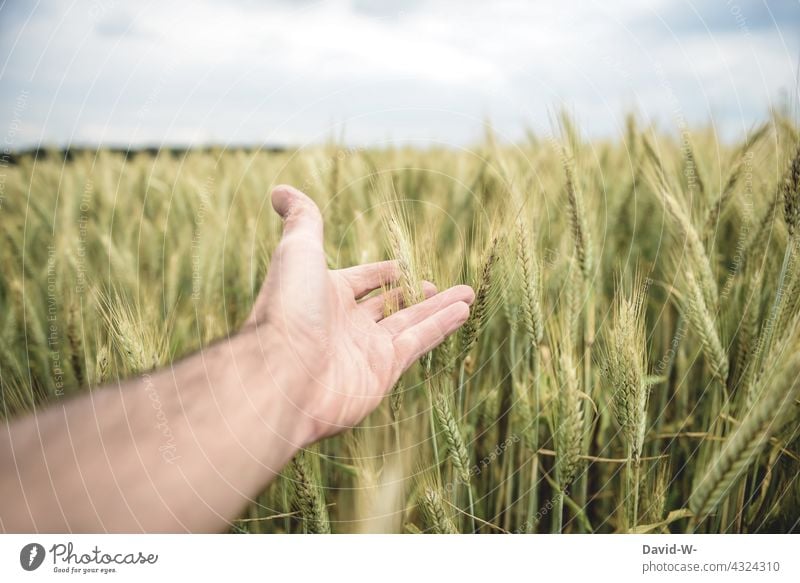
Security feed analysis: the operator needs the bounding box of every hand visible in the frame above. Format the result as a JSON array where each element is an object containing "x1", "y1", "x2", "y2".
[{"x1": 244, "y1": 185, "x2": 474, "y2": 442}]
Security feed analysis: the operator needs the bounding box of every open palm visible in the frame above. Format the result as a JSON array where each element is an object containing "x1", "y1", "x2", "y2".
[{"x1": 246, "y1": 185, "x2": 474, "y2": 440}]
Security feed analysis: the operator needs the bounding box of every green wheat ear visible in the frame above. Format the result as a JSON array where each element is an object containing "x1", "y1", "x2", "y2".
[
  {"x1": 548, "y1": 312, "x2": 585, "y2": 492},
  {"x1": 516, "y1": 217, "x2": 544, "y2": 348},
  {"x1": 598, "y1": 274, "x2": 649, "y2": 462},
  {"x1": 430, "y1": 376, "x2": 471, "y2": 484},
  {"x1": 460, "y1": 236, "x2": 500, "y2": 355},
  {"x1": 287, "y1": 449, "x2": 330, "y2": 534},
  {"x1": 781, "y1": 146, "x2": 800, "y2": 237},
  {"x1": 419, "y1": 486, "x2": 458, "y2": 534},
  {"x1": 689, "y1": 349, "x2": 800, "y2": 522}
]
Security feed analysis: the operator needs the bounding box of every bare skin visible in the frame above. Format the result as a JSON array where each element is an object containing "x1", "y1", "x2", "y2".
[{"x1": 0, "y1": 185, "x2": 475, "y2": 533}]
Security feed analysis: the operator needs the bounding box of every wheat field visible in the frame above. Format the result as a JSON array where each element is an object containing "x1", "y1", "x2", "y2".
[{"x1": 1, "y1": 113, "x2": 799, "y2": 533}]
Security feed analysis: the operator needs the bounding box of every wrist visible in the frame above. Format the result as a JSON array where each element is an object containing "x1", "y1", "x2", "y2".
[{"x1": 226, "y1": 325, "x2": 320, "y2": 449}]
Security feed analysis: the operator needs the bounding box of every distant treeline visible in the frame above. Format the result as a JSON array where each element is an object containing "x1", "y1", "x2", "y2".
[{"x1": 1, "y1": 145, "x2": 289, "y2": 166}]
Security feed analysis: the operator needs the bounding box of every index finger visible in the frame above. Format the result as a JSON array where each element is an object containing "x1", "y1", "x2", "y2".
[{"x1": 336, "y1": 260, "x2": 400, "y2": 299}]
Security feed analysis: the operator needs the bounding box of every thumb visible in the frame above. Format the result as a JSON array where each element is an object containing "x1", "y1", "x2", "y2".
[
  {"x1": 246, "y1": 185, "x2": 326, "y2": 327},
  {"x1": 272, "y1": 184, "x2": 323, "y2": 248}
]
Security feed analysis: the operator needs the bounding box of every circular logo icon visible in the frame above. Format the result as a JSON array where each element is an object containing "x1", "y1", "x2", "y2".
[{"x1": 20, "y1": 543, "x2": 46, "y2": 571}]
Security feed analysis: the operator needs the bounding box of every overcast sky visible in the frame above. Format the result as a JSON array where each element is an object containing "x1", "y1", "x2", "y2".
[{"x1": 1, "y1": 0, "x2": 798, "y2": 149}]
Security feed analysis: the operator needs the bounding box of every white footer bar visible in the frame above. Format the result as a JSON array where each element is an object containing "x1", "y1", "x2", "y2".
[{"x1": 1, "y1": 534, "x2": 797, "y2": 582}]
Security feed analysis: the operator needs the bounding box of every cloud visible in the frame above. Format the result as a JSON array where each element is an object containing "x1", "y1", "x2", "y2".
[
  {"x1": 0, "y1": 0, "x2": 796, "y2": 148},
  {"x1": 646, "y1": 0, "x2": 800, "y2": 36}
]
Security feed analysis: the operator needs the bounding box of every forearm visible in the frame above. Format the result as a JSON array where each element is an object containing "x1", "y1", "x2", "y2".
[{"x1": 0, "y1": 328, "x2": 310, "y2": 533}]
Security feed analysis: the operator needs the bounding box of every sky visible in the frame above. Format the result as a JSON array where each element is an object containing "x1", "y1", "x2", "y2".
[{"x1": 0, "y1": 0, "x2": 798, "y2": 149}]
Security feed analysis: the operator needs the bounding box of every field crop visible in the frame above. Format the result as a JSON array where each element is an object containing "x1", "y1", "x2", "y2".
[{"x1": 1, "y1": 113, "x2": 799, "y2": 533}]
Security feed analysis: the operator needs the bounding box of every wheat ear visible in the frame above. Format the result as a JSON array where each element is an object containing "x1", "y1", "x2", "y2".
[
  {"x1": 94, "y1": 345, "x2": 110, "y2": 385},
  {"x1": 419, "y1": 487, "x2": 458, "y2": 534},
  {"x1": 645, "y1": 140, "x2": 719, "y2": 309},
  {"x1": 288, "y1": 449, "x2": 331, "y2": 534},
  {"x1": 689, "y1": 350, "x2": 800, "y2": 521},
  {"x1": 460, "y1": 236, "x2": 499, "y2": 355},
  {"x1": 67, "y1": 302, "x2": 84, "y2": 386},
  {"x1": 745, "y1": 147, "x2": 800, "y2": 395},
  {"x1": 431, "y1": 381, "x2": 471, "y2": 484},
  {"x1": 599, "y1": 277, "x2": 649, "y2": 462},
  {"x1": 781, "y1": 145, "x2": 800, "y2": 238},
  {"x1": 516, "y1": 218, "x2": 544, "y2": 347},
  {"x1": 703, "y1": 122, "x2": 769, "y2": 238},
  {"x1": 562, "y1": 149, "x2": 592, "y2": 280},
  {"x1": 549, "y1": 313, "x2": 584, "y2": 492},
  {"x1": 681, "y1": 266, "x2": 729, "y2": 390}
]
